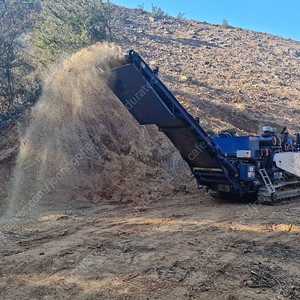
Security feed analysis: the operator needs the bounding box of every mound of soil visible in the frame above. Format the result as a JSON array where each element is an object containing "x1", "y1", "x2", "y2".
[{"x1": 5, "y1": 43, "x2": 192, "y2": 218}]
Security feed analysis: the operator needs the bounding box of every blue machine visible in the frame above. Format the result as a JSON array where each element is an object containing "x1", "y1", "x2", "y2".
[
  {"x1": 97, "y1": 50, "x2": 300, "y2": 204},
  {"x1": 214, "y1": 136, "x2": 260, "y2": 158}
]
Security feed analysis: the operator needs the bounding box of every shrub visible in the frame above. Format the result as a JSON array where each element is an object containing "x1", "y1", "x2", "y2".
[
  {"x1": 177, "y1": 12, "x2": 185, "y2": 19},
  {"x1": 151, "y1": 4, "x2": 166, "y2": 19},
  {"x1": 221, "y1": 18, "x2": 231, "y2": 28},
  {"x1": 34, "y1": 0, "x2": 113, "y2": 67}
]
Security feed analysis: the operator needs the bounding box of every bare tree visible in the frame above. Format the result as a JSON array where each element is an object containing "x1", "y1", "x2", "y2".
[{"x1": 0, "y1": 0, "x2": 39, "y2": 113}]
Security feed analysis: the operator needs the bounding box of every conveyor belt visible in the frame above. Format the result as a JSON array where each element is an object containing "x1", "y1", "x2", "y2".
[{"x1": 97, "y1": 50, "x2": 237, "y2": 183}]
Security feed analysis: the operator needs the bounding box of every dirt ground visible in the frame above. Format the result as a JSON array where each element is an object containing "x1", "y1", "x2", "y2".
[{"x1": 1, "y1": 193, "x2": 299, "y2": 300}]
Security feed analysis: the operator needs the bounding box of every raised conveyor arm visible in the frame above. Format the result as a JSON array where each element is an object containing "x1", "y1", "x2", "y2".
[{"x1": 97, "y1": 50, "x2": 237, "y2": 185}]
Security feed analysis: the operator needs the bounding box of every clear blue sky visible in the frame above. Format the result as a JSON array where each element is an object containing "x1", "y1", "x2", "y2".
[{"x1": 113, "y1": 0, "x2": 300, "y2": 41}]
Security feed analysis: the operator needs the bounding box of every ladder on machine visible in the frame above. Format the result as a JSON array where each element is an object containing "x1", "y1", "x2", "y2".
[{"x1": 259, "y1": 169, "x2": 275, "y2": 194}]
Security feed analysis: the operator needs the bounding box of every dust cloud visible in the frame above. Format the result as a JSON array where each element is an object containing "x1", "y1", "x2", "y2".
[{"x1": 5, "y1": 43, "x2": 190, "y2": 219}]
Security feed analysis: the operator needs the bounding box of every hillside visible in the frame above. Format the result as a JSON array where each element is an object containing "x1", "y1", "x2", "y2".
[
  {"x1": 0, "y1": 4, "x2": 299, "y2": 213},
  {"x1": 113, "y1": 6, "x2": 300, "y2": 134},
  {"x1": 1, "y1": 4, "x2": 300, "y2": 214}
]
